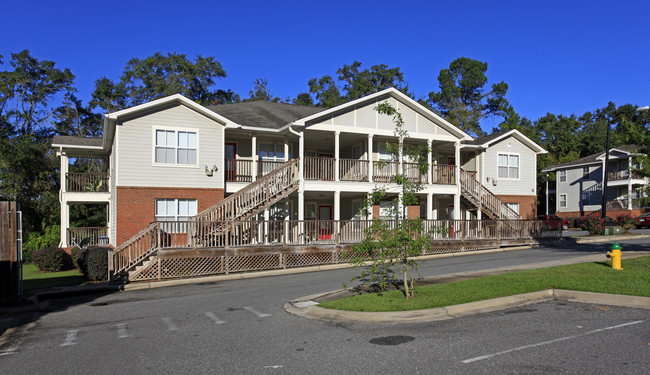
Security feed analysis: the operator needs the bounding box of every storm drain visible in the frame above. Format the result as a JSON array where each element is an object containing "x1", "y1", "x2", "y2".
[{"x1": 369, "y1": 335, "x2": 415, "y2": 346}]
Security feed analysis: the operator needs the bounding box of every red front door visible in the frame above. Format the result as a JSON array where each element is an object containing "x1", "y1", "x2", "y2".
[
  {"x1": 318, "y1": 205, "x2": 332, "y2": 240},
  {"x1": 225, "y1": 142, "x2": 237, "y2": 181}
]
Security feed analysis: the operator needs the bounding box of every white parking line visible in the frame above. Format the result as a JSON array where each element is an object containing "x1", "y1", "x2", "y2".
[
  {"x1": 162, "y1": 317, "x2": 178, "y2": 331},
  {"x1": 60, "y1": 330, "x2": 78, "y2": 346},
  {"x1": 116, "y1": 323, "x2": 130, "y2": 339},
  {"x1": 462, "y1": 320, "x2": 644, "y2": 364},
  {"x1": 243, "y1": 306, "x2": 271, "y2": 318},
  {"x1": 0, "y1": 347, "x2": 17, "y2": 356},
  {"x1": 205, "y1": 312, "x2": 226, "y2": 324}
]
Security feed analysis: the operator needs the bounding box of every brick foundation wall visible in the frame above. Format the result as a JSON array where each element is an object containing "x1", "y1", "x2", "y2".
[
  {"x1": 495, "y1": 195, "x2": 537, "y2": 219},
  {"x1": 116, "y1": 186, "x2": 224, "y2": 246}
]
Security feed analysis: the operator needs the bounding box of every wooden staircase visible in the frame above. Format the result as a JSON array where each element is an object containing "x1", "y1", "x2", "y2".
[
  {"x1": 112, "y1": 158, "x2": 301, "y2": 279},
  {"x1": 459, "y1": 169, "x2": 519, "y2": 220}
]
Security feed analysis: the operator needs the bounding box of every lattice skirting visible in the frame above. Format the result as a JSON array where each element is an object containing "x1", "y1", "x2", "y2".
[{"x1": 128, "y1": 240, "x2": 536, "y2": 282}]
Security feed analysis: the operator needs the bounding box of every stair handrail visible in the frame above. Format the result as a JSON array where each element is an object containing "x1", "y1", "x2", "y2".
[
  {"x1": 112, "y1": 222, "x2": 160, "y2": 275},
  {"x1": 460, "y1": 169, "x2": 519, "y2": 220},
  {"x1": 195, "y1": 158, "x2": 300, "y2": 222}
]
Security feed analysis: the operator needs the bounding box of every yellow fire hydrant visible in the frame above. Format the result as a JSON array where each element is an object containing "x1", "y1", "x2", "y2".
[{"x1": 607, "y1": 242, "x2": 623, "y2": 270}]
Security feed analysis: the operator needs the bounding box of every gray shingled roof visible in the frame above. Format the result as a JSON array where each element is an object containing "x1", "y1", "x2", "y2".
[
  {"x1": 465, "y1": 132, "x2": 507, "y2": 145},
  {"x1": 52, "y1": 135, "x2": 103, "y2": 147},
  {"x1": 542, "y1": 145, "x2": 642, "y2": 172},
  {"x1": 207, "y1": 101, "x2": 326, "y2": 129}
]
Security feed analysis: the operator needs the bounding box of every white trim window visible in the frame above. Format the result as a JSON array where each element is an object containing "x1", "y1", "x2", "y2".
[
  {"x1": 559, "y1": 194, "x2": 567, "y2": 208},
  {"x1": 505, "y1": 203, "x2": 520, "y2": 214},
  {"x1": 582, "y1": 166, "x2": 590, "y2": 179},
  {"x1": 498, "y1": 153, "x2": 519, "y2": 179},
  {"x1": 155, "y1": 199, "x2": 197, "y2": 222},
  {"x1": 259, "y1": 143, "x2": 285, "y2": 161},
  {"x1": 558, "y1": 170, "x2": 566, "y2": 183},
  {"x1": 155, "y1": 129, "x2": 197, "y2": 165}
]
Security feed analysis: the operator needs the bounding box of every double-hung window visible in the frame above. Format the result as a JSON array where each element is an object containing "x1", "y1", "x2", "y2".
[
  {"x1": 498, "y1": 153, "x2": 519, "y2": 179},
  {"x1": 559, "y1": 194, "x2": 567, "y2": 208},
  {"x1": 155, "y1": 198, "x2": 197, "y2": 232},
  {"x1": 155, "y1": 129, "x2": 197, "y2": 165},
  {"x1": 558, "y1": 170, "x2": 566, "y2": 183}
]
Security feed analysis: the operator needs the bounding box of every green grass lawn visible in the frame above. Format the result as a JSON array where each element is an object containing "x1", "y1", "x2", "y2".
[
  {"x1": 22, "y1": 263, "x2": 86, "y2": 291},
  {"x1": 319, "y1": 256, "x2": 650, "y2": 312}
]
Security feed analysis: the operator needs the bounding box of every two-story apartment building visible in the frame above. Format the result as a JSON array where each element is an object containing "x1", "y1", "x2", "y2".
[
  {"x1": 542, "y1": 145, "x2": 648, "y2": 218},
  {"x1": 52, "y1": 88, "x2": 546, "y2": 249}
]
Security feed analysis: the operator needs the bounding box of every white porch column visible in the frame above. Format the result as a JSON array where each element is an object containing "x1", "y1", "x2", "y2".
[
  {"x1": 284, "y1": 137, "x2": 289, "y2": 161},
  {"x1": 426, "y1": 192, "x2": 433, "y2": 220},
  {"x1": 427, "y1": 140, "x2": 432, "y2": 185},
  {"x1": 334, "y1": 190, "x2": 340, "y2": 221},
  {"x1": 454, "y1": 141, "x2": 461, "y2": 221},
  {"x1": 251, "y1": 134, "x2": 257, "y2": 182},
  {"x1": 298, "y1": 129, "x2": 305, "y2": 242},
  {"x1": 433, "y1": 196, "x2": 439, "y2": 220},
  {"x1": 398, "y1": 192, "x2": 404, "y2": 220},
  {"x1": 264, "y1": 208, "x2": 270, "y2": 244},
  {"x1": 334, "y1": 131, "x2": 340, "y2": 182},
  {"x1": 453, "y1": 193, "x2": 461, "y2": 220},
  {"x1": 367, "y1": 134, "x2": 374, "y2": 183},
  {"x1": 58, "y1": 151, "x2": 69, "y2": 247}
]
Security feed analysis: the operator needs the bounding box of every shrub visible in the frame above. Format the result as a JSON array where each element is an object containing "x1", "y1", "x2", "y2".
[
  {"x1": 22, "y1": 225, "x2": 61, "y2": 263},
  {"x1": 616, "y1": 214, "x2": 639, "y2": 233},
  {"x1": 32, "y1": 246, "x2": 73, "y2": 272},
  {"x1": 77, "y1": 246, "x2": 109, "y2": 281},
  {"x1": 584, "y1": 215, "x2": 605, "y2": 235},
  {"x1": 69, "y1": 246, "x2": 82, "y2": 269}
]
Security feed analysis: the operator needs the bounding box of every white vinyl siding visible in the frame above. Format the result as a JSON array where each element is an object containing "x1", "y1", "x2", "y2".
[
  {"x1": 483, "y1": 137, "x2": 537, "y2": 196},
  {"x1": 116, "y1": 105, "x2": 224, "y2": 188},
  {"x1": 498, "y1": 153, "x2": 519, "y2": 179}
]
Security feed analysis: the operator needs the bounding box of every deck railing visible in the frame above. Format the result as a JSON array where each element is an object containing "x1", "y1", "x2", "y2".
[
  {"x1": 66, "y1": 227, "x2": 108, "y2": 247},
  {"x1": 403, "y1": 162, "x2": 428, "y2": 183},
  {"x1": 258, "y1": 160, "x2": 285, "y2": 178},
  {"x1": 225, "y1": 159, "x2": 252, "y2": 182},
  {"x1": 373, "y1": 161, "x2": 399, "y2": 182},
  {"x1": 339, "y1": 159, "x2": 369, "y2": 181},
  {"x1": 305, "y1": 157, "x2": 335, "y2": 180},
  {"x1": 607, "y1": 169, "x2": 643, "y2": 180},
  {"x1": 431, "y1": 164, "x2": 456, "y2": 185},
  {"x1": 134, "y1": 218, "x2": 559, "y2": 251},
  {"x1": 66, "y1": 172, "x2": 109, "y2": 192}
]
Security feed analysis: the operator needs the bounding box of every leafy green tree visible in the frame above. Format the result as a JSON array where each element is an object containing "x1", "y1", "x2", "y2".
[
  {"x1": 348, "y1": 102, "x2": 431, "y2": 299},
  {"x1": 245, "y1": 78, "x2": 281, "y2": 102},
  {"x1": 90, "y1": 52, "x2": 229, "y2": 111},
  {"x1": 427, "y1": 57, "x2": 510, "y2": 136},
  {"x1": 301, "y1": 61, "x2": 409, "y2": 108},
  {"x1": 55, "y1": 93, "x2": 102, "y2": 137},
  {"x1": 0, "y1": 50, "x2": 73, "y2": 233}
]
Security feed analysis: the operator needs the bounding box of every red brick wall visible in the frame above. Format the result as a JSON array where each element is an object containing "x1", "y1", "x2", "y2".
[
  {"x1": 116, "y1": 186, "x2": 224, "y2": 246},
  {"x1": 496, "y1": 195, "x2": 537, "y2": 219}
]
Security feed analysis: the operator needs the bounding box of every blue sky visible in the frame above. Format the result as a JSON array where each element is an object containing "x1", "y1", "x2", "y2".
[{"x1": 2, "y1": 0, "x2": 649, "y2": 131}]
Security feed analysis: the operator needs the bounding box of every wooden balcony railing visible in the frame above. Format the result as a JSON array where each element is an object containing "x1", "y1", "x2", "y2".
[
  {"x1": 225, "y1": 159, "x2": 252, "y2": 182},
  {"x1": 607, "y1": 169, "x2": 643, "y2": 181},
  {"x1": 258, "y1": 160, "x2": 285, "y2": 178},
  {"x1": 403, "y1": 162, "x2": 428, "y2": 183},
  {"x1": 431, "y1": 164, "x2": 456, "y2": 185},
  {"x1": 339, "y1": 159, "x2": 369, "y2": 181},
  {"x1": 305, "y1": 157, "x2": 335, "y2": 181},
  {"x1": 66, "y1": 227, "x2": 108, "y2": 247},
  {"x1": 373, "y1": 161, "x2": 399, "y2": 182},
  {"x1": 66, "y1": 173, "x2": 109, "y2": 192}
]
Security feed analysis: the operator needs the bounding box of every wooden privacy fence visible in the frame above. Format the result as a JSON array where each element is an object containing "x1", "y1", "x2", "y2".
[
  {"x1": 1, "y1": 201, "x2": 22, "y2": 302},
  {"x1": 115, "y1": 218, "x2": 563, "y2": 281}
]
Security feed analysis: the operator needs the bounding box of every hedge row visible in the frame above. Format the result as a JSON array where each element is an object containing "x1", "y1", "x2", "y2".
[{"x1": 75, "y1": 246, "x2": 110, "y2": 281}]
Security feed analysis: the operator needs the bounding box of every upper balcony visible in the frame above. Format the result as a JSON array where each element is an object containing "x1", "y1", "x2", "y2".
[
  {"x1": 226, "y1": 157, "x2": 458, "y2": 185},
  {"x1": 66, "y1": 172, "x2": 110, "y2": 192}
]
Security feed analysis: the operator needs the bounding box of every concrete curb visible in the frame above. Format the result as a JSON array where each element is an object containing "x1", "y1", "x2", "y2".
[
  {"x1": 284, "y1": 289, "x2": 650, "y2": 324},
  {"x1": 574, "y1": 234, "x2": 650, "y2": 244}
]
